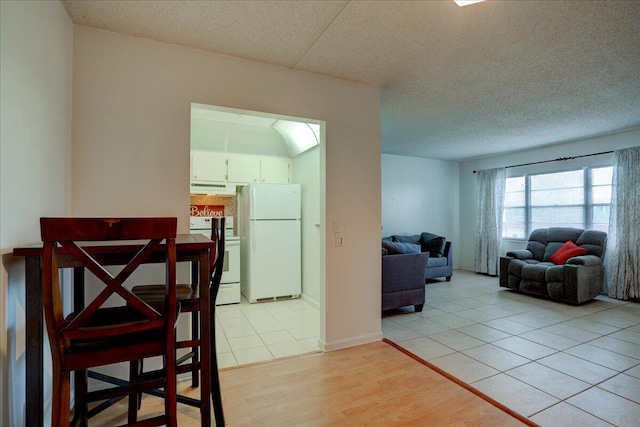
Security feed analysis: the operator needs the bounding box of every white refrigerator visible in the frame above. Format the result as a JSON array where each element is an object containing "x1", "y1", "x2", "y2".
[{"x1": 239, "y1": 183, "x2": 301, "y2": 303}]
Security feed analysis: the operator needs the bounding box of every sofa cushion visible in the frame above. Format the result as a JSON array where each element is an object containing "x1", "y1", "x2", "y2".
[
  {"x1": 507, "y1": 259, "x2": 524, "y2": 278},
  {"x1": 543, "y1": 242, "x2": 565, "y2": 262},
  {"x1": 545, "y1": 265, "x2": 564, "y2": 282},
  {"x1": 392, "y1": 234, "x2": 421, "y2": 245},
  {"x1": 521, "y1": 279, "x2": 550, "y2": 296},
  {"x1": 550, "y1": 241, "x2": 588, "y2": 265},
  {"x1": 426, "y1": 257, "x2": 448, "y2": 268},
  {"x1": 521, "y1": 262, "x2": 555, "y2": 282},
  {"x1": 575, "y1": 230, "x2": 607, "y2": 259},
  {"x1": 420, "y1": 233, "x2": 446, "y2": 257},
  {"x1": 526, "y1": 229, "x2": 549, "y2": 260},
  {"x1": 528, "y1": 227, "x2": 585, "y2": 261},
  {"x1": 548, "y1": 227, "x2": 584, "y2": 243},
  {"x1": 382, "y1": 240, "x2": 421, "y2": 255},
  {"x1": 508, "y1": 258, "x2": 539, "y2": 279},
  {"x1": 420, "y1": 232, "x2": 440, "y2": 242}
]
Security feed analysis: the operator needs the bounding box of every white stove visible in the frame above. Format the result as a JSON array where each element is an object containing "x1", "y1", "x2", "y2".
[{"x1": 190, "y1": 215, "x2": 240, "y2": 305}]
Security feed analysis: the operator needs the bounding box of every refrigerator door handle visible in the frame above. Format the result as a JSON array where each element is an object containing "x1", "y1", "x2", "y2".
[
  {"x1": 251, "y1": 186, "x2": 256, "y2": 220},
  {"x1": 251, "y1": 222, "x2": 256, "y2": 252}
]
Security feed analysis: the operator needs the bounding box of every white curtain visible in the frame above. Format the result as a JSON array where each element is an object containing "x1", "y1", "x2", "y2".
[
  {"x1": 607, "y1": 146, "x2": 640, "y2": 300},
  {"x1": 474, "y1": 168, "x2": 506, "y2": 275}
]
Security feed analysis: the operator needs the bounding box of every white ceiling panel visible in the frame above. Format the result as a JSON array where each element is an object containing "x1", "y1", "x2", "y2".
[{"x1": 63, "y1": 0, "x2": 640, "y2": 161}]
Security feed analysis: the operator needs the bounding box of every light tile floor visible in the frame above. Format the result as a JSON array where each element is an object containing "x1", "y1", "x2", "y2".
[
  {"x1": 215, "y1": 296, "x2": 320, "y2": 368},
  {"x1": 383, "y1": 270, "x2": 640, "y2": 427}
]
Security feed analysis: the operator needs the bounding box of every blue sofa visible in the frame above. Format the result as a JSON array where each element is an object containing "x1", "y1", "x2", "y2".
[
  {"x1": 382, "y1": 252, "x2": 429, "y2": 312},
  {"x1": 383, "y1": 233, "x2": 453, "y2": 282}
]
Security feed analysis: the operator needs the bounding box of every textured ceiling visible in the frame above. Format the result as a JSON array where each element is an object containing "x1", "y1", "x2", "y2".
[{"x1": 62, "y1": 0, "x2": 640, "y2": 161}]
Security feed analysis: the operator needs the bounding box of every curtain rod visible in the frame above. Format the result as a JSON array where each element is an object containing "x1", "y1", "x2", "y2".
[{"x1": 472, "y1": 150, "x2": 614, "y2": 173}]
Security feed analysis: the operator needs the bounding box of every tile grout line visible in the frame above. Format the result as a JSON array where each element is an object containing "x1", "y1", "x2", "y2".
[{"x1": 383, "y1": 271, "x2": 640, "y2": 425}]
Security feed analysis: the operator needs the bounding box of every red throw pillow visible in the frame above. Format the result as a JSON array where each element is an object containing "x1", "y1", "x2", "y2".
[{"x1": 550, "y1": 240, "x2": 588, "y2": 265}]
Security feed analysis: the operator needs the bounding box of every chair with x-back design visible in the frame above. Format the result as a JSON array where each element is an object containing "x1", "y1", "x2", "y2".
[{"x1": 40, "y1": 217, "x2": 179, "y2": 427}]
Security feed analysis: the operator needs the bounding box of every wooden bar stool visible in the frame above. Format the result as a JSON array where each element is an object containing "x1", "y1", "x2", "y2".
[
  {"x1": 131, "y1": 217, "x2": 226, "y2": 426},
  {"x1": 40, "y1": 217, "x2": 179, "y2": 427}
]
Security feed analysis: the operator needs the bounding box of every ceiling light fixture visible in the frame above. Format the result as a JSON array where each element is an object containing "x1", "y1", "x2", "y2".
[{"x1": 453, "y1": 0, "x2": 485, "y2": 6}]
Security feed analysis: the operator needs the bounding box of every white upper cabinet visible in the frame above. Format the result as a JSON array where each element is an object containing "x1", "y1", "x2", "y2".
[
  {"x1": 227, "y1": 154, "x2": 260, "y2": 184},
  {"x1": 191, "y1": 151, "x2": 292, "y2": 185},
  {"x1": 260, "y1": 157, "x2": 291, "y2": 184},
  {"x1": 191, "y1": 151, "x2": 227, "y2": 182}
]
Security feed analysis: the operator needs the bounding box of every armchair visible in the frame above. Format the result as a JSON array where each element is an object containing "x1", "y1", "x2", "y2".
[{"x1": 499, "y1": 227, "x2": 607, "y2": 305}]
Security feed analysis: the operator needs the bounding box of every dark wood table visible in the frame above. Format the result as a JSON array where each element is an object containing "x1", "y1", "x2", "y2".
[{"x1": 13, "y1": 233, "x2": 217, "y2": 427}]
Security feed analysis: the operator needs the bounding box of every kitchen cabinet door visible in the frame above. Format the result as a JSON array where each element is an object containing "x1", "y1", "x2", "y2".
[
  {"x1": 192, "y1": 151, "x2": 227, "y2": 182},
  {"x1": 227, "y1": 154, "x2": 260, "y2": 184},
  {"x1": 260, "y1": 157, "x2": 291, "y2": 184}
]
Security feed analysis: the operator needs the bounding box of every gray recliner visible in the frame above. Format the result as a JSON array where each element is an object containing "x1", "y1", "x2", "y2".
[{"x1": 499, "y1": 227, "x2": 607, "y2": 305}]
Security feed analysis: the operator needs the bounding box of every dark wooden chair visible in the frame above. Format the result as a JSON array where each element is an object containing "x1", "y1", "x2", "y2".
[
  {"x1": 40, "y1": 217, "x2": 179, "y2": 427},
  {"x1": 131, "y1": 217, "x2": 225, "y2": 426}
]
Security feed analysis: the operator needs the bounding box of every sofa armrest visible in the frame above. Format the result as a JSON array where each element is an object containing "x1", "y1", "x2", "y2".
[
  {"x1": 444, "y1": 241, "x2": 453, "y2": 265},
  {"x1": 499, "y1": 256, "x2": 511, "y2": 287},
  {"x1": 382, "y1": 252, "x2": 429, "y2": 293},
  {"x1": 557, "y1": 263, "x2": 605, "y2": 304},
  {"x1": 506, "y1": 249, "x2": 533, "y2": 260},
  {"x1": 566, "y1": 255, "x2": 602, "y2": 266}
]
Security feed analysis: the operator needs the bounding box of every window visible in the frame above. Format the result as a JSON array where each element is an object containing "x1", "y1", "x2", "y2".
[
  {"x1": 502, "y1": 166, "x2": 613, "y2": 239},
  {"x1": 503, "y1": 176, "x2": 526, "y2": 239},
  {"x1": 591, "y1": 167, "x2": 613, "y2": 232}
]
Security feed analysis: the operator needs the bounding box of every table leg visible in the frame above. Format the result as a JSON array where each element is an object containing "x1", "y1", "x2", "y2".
[{"x1": 25, "y1": 255, "x2": 43, "y2": 427}]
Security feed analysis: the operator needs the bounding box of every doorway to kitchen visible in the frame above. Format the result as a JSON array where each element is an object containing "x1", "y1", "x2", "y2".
[{"x1": 189, "y1": 103, "x2": 325, "y2": 367}]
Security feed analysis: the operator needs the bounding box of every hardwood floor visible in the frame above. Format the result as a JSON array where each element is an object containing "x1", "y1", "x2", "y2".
[{"x1": 90, "y1": 341, "x2": 530, "y2": 426}]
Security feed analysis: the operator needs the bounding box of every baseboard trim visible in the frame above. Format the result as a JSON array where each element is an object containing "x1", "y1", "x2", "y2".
[
  {"x1": 319, "y1": 331, "x2": 383, "y2": 352},
  {"x1": 300, "y1": 293, "x2": 319, "y2": 309}
]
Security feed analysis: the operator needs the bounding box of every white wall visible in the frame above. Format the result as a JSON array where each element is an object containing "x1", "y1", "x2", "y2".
[
  {"x1": 71, "y1": 27, "x2": 382, "y2": 351},
  {"x1": 381, "y1": 154, "x2": 460, "y2": 265},
  {"x1": 293, "y1": 146, "x2": 321, "y2": 306},
  {"x1": 459, "y1": 128, "x2": 640, "y2": 271},
  {"x1": 0, "y1": 1, "x2": 73, "y2": 425}
]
